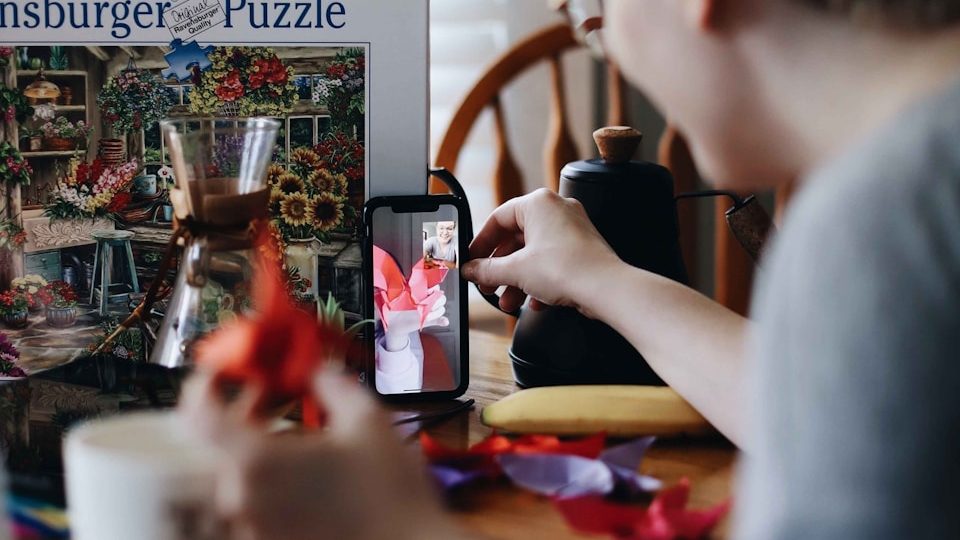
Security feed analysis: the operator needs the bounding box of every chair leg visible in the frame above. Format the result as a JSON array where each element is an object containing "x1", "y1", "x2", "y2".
[
  {"x1": 124, "y1": 241, "x2": 140, "y2": 294},
  {"x1": 100, "y1": 246, "x2": 112, "y2": 317},
  {"x1": 90, "y1": 241, "x2": 101, "y2": 305}
]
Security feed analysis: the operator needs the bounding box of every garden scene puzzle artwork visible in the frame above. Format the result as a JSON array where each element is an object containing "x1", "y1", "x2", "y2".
[
  {"x1": 0, "y1": 44, "x2": 369, "y2": 509},
  {"x1": 0, "y1": 1, "x2": 433, "y2": 534},
  {"x1": 0, "y1": 43, "x2": 368, "y2": 380}
]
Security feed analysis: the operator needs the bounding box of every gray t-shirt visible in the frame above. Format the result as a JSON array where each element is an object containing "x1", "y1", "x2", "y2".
[
  {"x1": 424, "y1": 237, "x2": 458, "y2": 264},
  {"x1": 737, "y1": 77, "x2": 960, "y2": 539}
]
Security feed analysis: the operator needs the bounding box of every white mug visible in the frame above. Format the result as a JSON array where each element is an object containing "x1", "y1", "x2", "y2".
[{"x1": 64, "y1": 412, "x2": 223, "y2": 540}]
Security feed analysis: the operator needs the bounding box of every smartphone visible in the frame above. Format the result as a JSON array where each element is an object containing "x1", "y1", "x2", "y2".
[{"x1": 363, "y1": 195, "x2": 469, "y2": 401}]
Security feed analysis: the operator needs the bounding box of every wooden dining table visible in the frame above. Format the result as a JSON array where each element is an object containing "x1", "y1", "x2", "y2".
[
  {"x1": 405, "y1": 330, "x2": 739, "y2": 539},
  {"x1": 2, "y1": 327, "x2": 736, "y2": 539}
]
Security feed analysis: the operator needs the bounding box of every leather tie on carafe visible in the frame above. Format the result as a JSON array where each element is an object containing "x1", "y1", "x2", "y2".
[
  {"x1": 94, "y1": 180, "x2": 270, "y2": 354},
  {"x1": 169, "y1": 180, "x2": 270, "y2": 286}
]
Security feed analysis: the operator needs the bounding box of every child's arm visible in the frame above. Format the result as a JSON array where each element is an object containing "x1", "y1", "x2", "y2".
[
  {"x1": 464, "y1": 189, "x2": 750, "y2": 447},
  {"x1": 588, "y1": 262, "x2": 750, "y2": 446}
]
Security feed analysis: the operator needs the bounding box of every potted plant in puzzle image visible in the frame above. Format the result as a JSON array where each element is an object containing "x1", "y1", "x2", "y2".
[
  {"x1": 39, "y1": 116, "x2": 92, "y2": 151},
  {"x1": 41, "y1": 280, "x2": 79, "y2": 328},
  {"x1": 0, "y1": 216, "x2": 27, "y2": 253},
  {"x1": 90, "y1": 315, "x2": 144, "y2": 363},
  {"x1": 83, "y1": 315, "x2": 145, "y2": 395},
  {"x1": 314, "y1": 131, "x2": 365, "y2": 230},
  {"x1": 310, "y1": 49, "x2": 366, "y2": 234},
  {"x1": 265, "y1": 148, "x2": 354, "y2": 302},
  {"x1": 45, "y1": 157, "x2": 138, "y2": 221},
  {"x1": 0, "y1": 290, "x2": 29, "y2": 329},
  {"x1": 312, "y1": 48, "x2": 365, "y2": 134},
  {"x1": 0, "y1": 82, "x2": 34, "y2": 126},
  {"x1": 25, "y1": 103, "x2": 55, "y2": 150},
  {"x1": 19, "y1": 126, "x2": 42, "y2": 152},
  {"x1": 189, "y1": 47, "x2": 297, "y2": 117},
  {"x1": 0, "y1": 332, "x2": 26, "y2": 379},
  {"x1": 49, "y1": 46, "x2": 69, "y2": 71},
  {"x1": 266, "y1": 148, "x2": 353, "y2": 245},
  {"x1": 97, "y1": 63, "x2": 174, "y2": 167},
  {"x1": 98, "y1": 66, "x2": 174, "y2": 137},
  {"x1": 0, "y1": 142, "x2": 32, "y2": 185},
  {"x1": 0, "y1": 47, "x2": 13, "y2": 69},
  {"x1": 12, "y1": 274, "x2": 48, "y2": 312},
  {"x1": 143, "y1": 147, "x2": 163, "y2": 166}
]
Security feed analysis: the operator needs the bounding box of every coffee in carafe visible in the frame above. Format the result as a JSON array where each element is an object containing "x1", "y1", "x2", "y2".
[{"x1": 153, "y1": 118, "x2": 279, "y2": 369}]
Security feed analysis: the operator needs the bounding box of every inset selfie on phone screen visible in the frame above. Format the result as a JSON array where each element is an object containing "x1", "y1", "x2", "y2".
[{"x1": 369, "y1": 202, "x2": 465, "y2": 396}]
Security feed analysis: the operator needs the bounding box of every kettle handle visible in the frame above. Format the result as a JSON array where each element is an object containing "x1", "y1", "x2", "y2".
[
  {"x1": 429, "y1": 169, "x2": 520, "y2": 318},
  {"x1": 675, "y1": 190, "x2": 776, "y2": 263}
]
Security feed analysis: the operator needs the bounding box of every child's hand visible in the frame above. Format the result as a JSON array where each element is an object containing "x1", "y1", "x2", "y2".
[
  {"x1": 462, "y1": 189, "x2": 623, "y2": 318},
  {"x1": 179, "y1": 368, "x2": 461, "y2": 540}
]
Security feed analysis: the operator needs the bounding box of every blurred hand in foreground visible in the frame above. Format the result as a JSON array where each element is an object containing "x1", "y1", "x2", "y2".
[
  {"x1": 461, "y1": 189, "x2": 622, "y2": 317},
  {"x1": 179, "y1": 367, "x2": 463, "y2": 540}
]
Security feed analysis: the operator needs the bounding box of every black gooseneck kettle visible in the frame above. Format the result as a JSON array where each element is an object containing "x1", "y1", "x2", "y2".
[
  {"x1": 489, "y1": 126, "x2": 688, "y2": 387},
  {"x1": 437, "y1": 125, "x2": 773, "y2": 388}
]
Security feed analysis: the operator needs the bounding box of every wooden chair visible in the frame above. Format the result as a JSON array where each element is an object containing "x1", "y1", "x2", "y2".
[
  {"x1": 433, "y1": 23, "x2": 627, "y2": 334},
  {"x1": 660, "y1": 126, "x2": 796, "y2": 315},
  {"x1": 434, "y1": 23, "x2": 783, "y2": 323},
  {"x1": 433, "y1": 23, "x2": 627, "y2": 200},
  {"x1": 657, "y1": 126, "x2": 756, "y2": 314}
]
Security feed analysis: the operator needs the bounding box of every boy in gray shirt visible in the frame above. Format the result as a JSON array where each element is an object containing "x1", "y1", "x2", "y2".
[
  {"x1": 178, "y1": 1, "x2": 960, "y2": 538},
  {"x1": 740, "y1": 73, "x2": 960, "y2": 539}
]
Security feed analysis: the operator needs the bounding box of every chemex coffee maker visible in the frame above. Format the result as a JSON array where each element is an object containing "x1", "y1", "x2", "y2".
[
  {"x1": 483, "y1": 126, "x2": 771, "y2": 388},
  {"x1": 97, "y1": 118, "x2": 280, "y2": 369}
]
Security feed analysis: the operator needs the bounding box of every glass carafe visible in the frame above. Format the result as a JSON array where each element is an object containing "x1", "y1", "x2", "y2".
[{"x1": 152, "y1": 118, "x2": 279, "y2": 369}]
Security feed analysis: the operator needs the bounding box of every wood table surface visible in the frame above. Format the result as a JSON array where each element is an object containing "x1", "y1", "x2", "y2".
[{"x1": 409, "y1": 330, "x2": 739, "y2": 539}]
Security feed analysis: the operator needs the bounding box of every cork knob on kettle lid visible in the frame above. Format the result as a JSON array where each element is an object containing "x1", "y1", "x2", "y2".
[{"x1": 593, "y1": 126, "x2": 643, "y2": 164}]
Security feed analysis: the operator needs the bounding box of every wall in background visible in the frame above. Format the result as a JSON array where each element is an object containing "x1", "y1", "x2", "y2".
[
  {"x1": 430, "y1": 0, "x2": 595, "y2": 233},
  {"x1": 614, "y1": 84, "x2": 779, "y2": 301},
  {"x1": 431, "y1": 1, "x2": 769, "y2": 311}
]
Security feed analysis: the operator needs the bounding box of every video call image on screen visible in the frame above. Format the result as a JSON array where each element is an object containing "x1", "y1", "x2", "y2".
[{"x1": 372, "y1": 208, "x2": 461, "y2": 394}]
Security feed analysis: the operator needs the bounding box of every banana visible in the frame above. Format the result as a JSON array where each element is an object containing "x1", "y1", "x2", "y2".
[{"x1": 480, "y1": 385, "x2": 713, "y2": 437}]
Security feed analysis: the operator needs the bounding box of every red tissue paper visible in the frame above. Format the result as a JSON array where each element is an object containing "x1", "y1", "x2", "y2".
[
  {"x1": 422, "y1": 432, "x2": 605, "y2": 463},
  {"x1": 420, "y1": 432, "x2": 606, "y2": 484},
  {"x1": 554, "y1": 479, "x2": 731, "y2": 540},
  {"x1": 194, "y1": 235, "x2": 354, "y2": 429}
]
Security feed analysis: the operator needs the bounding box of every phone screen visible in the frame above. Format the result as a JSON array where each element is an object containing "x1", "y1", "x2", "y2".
[{"x1": 369, "y1": 204, "x2": 464, "y2": 395}]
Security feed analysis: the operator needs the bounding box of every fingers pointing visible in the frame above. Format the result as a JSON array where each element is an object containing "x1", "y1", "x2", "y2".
[
  {"x1": 468, "y1": 197, "x2": 523, "y2": 260},
  {"x1": 462, "y1": 251, "x2": 522, "y2": 289},
  {"x1": 313, "y1": 365, "x2": 384, "y2": 439}
]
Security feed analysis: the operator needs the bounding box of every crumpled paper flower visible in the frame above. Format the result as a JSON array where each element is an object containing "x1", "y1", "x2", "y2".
[
  {"x1": 554, "y1": 478, "x2": 731, "y2": 540},
  {"x1": 497, "y1": 436, "x2": 662, "y2": 499},
  {"x1": 195, "y1": 235, "x2": 354, "y2": 428},
  {"x1": 374, "y1": 246, "x2": 448, "y2": 330},
  {"x1": 421, "y1": 432, "x2": 607, "y2": 491}
]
